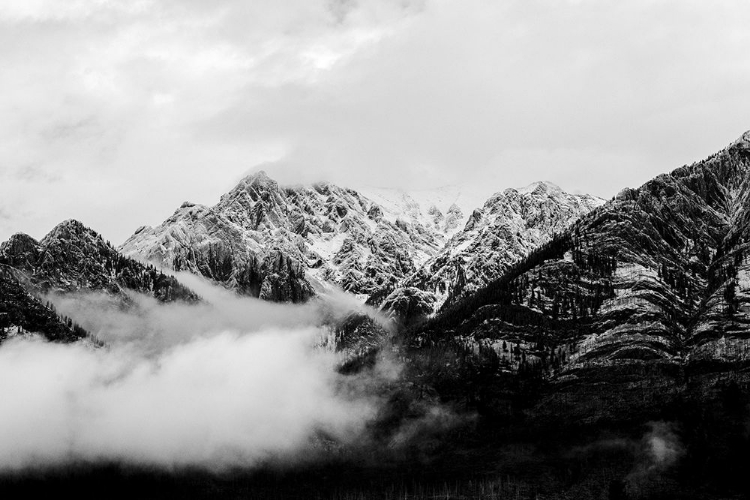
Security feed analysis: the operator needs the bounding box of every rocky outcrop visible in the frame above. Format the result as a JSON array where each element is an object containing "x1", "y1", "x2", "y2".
[
  {"x1": 380, "y1": 287, "x2": 437, "y2": 327},
  {"x1": 388, "y1": 182, "x2": 603, "y2": 321},
  {"x1": 396, "y1": 130, "x2": 750, "y2": 433},
  {"x1": 122, "y1": 174, "x2": 602, "y2": 307},
  {"x1": 418, "y1": 131, "x2": 750, "y2": 376},
  {"x1": 121, "y1": 172, "x2": 460, "y2": 303},
  {"x1": 0, "y1": 220, "x2": 197, "y2": 303},
  {"x1": 0, "y1": 233, "x2": 41, "y2": 268}
]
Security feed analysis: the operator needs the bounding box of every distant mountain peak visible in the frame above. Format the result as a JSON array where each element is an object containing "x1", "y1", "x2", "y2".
[
  {"x1": 121, "y1": 173, "x2": 601, "y2": 307},
  {"x1": 516, "y1": 181, "x2": 563, "y2": 195},
  {"x1": 224, "y1": 170, "x2": 279, "y2": 200},
  {"x1": 52, "y1": 219, "x2": 86, "y2": 230},
  {"x1": 4, "y1": 232, "x2": 39, "y2": 246},
  {"x1": 0, "y1": 220, "x2": 198, "y2": 305},
  {"x1": 0, "y1": 233, "x2": 41, "y2": 269},
  {"x1": 42, "y1": 219, "x2": 98, "y2": 244},
  {"x1": 420, "y1": 130, "x2": 750, "y2": 375},
  {"x1": 730, "y1": 130, "x2": 750, "y2": 150},
  {"x1": 239, "y1": 169, "x2": 275, "y2": 186},
  {"x1": 391, "y1": 181, "x2": 604, "y2": 314}
]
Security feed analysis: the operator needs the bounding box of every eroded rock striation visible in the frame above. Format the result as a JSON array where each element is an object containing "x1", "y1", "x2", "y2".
[{"x1": 413, "y1": 131, "x2": 750, "y2": 423}]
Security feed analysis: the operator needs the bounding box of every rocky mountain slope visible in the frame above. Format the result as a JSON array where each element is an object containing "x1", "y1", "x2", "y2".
[
  {"x1": 411, "y1": 130, "x2": 750, "y2": 423},
  {"x1": 382, "y1": 182, "x2": 603, "y2": 322},
  {"x1": 121, "y1": 173, "x2": 601, "y2": 308},
  {"x1": 358, "y1": 184, "x2": 486, "y2": 240},
  {"x1": 120, "y1": 172, "x2": 446, "y2": 302},
  {"x1": 0, "y1": 220, "x2": 197, "y2": 303}
]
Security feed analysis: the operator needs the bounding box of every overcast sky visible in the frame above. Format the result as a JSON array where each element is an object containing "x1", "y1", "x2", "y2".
[{"x1": 1, "y1": 0, "x2": 749, "y2": 244}]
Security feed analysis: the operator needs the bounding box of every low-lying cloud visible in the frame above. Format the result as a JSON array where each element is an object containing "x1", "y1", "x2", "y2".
[
  {"x1": 0, "y1": 277, "x2": 394, "y2": 471},
  {"x1": 48, "y1": 271, "x2": 391, "y2": 355}
]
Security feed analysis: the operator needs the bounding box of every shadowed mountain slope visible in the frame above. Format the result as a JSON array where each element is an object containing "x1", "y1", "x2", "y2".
[
  {"x1": 412, "y1": 131, "x2": 750, "y2": 407},
  {"x1": 0, "y1": 265, "x2": 87, "y2": 342}
]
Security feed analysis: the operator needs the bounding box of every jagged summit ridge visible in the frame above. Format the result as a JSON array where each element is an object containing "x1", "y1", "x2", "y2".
[
  {"x1": 357, "y1": 182, "x2": 503, "y2": 240},
  {"x1": 120, "y1": 173, "x2": 454, "y2": 302},
  {"x1": 1, "y1": 219, "x2": 197, "y2": 302},
  {"x1": 730, "y1": 129, "x2": 750, "y2": 151},
  {"x1": 121, "y1": 173, "x2": 602, "y2": 305},
  {"x1": 516, "y1": 180, "x2": 563, "y2": 196},
  {"x1": 381, "y1": 183, "x2": 603, "y2": 318}
]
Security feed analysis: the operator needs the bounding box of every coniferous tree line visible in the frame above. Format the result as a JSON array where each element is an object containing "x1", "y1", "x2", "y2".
[
  {"x1": 0, "y1": 264, "x2": 88, "y2": 342},
  {"x1": 0, "y1": 221, "x2": 199, "y2": 303}
]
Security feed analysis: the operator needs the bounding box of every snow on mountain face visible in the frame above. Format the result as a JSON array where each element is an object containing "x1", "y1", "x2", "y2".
[
  {"x1": 384, "y1": 181, "x2": 604, "y2": 315},
  {"x1": 120, "y1": 172, "x2": 453, "y2": 302},
  {"x1": 358, "y1": 184, "x2": 488, "y2": 241},
  {"x1": 121, "y1": 174, "x2": 601, "y2": 306}
]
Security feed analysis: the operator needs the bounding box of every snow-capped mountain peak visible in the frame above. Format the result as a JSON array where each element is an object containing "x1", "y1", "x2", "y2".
[
  {"x1": 120, "y1": 173, "x2": 456, "y2": 302},
  {"x1": 381, "y1": 183, "x2": 604, "y2": 318},
  {"x1": 357, "y1": 183, "x2": 490, "y2": 239},
  {"x1": 120, "y1": 173, "x2": 602, "y2": 309},
  {"x1": 515, "y1": 180, "x2": 563, "y2": 196}
]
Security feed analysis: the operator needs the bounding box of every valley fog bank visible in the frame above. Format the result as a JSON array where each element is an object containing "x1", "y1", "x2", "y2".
[{"x1": 0, "y1": 277, "x2": 399, "y2": 471}]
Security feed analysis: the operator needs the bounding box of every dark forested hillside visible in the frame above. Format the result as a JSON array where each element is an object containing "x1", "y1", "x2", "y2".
[
  {"x1": 0, "y1": 219, "x2": 198, "y2": 303},
  {"x1": 0, "y1": 265, "x2": 87, "y2": 342}
]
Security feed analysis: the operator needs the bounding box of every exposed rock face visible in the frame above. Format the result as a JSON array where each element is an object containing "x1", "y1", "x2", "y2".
[
  {"x1": 380, "y1": 287, "x2": 437, "y2": 327},
  {"x1": 121, "y1": 173, "x2": 601, "y2": 307},
  {"x1": 359, "y1": 185, "x2": 476, "y2": 239},
  {"x1": 401, "y1": 131, "x2": 750, "y2": 430},
  {"x1": 0, "y1": 220, "x2": 197, "y2": 302},
  {"x1": 419, "y1": 131, "x2": 750, "y2": 377},
  {"x1": 0, "y1": 233, "x2": 41, "y2": 268},
  {"x1": 120, "y1": 172, "x2": 459, "y2": 303},
  {"x1": 392, "y1": 182, "x2": 603, "y2": 318},
  {"x1": 730, "y1": 129, "x2": 750, "y2": 151}
]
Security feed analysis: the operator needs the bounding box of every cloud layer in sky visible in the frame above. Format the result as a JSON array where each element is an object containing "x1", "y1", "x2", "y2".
[{"x1": 1, "y1": 0, "x2": 749, "y2": 243}]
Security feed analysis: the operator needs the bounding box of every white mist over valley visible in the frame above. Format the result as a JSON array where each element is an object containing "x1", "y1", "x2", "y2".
[{"x1": 0, "y1": 276, "x2": 394, "y2": 471}]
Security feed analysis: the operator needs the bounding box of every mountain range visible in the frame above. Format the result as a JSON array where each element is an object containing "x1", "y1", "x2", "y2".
[
  {"x1": 118, "y1": 172, "x2": 602, "y2": 320},
  {"x1": 4, "y1": 130, "x2": 750, "y2": 431},
  {"x1": 0, "y1": 219, "x2": 197, "y2": 341},
  {"x1": 412, "y1": 130, "x2": 750, "y2": 425}
]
